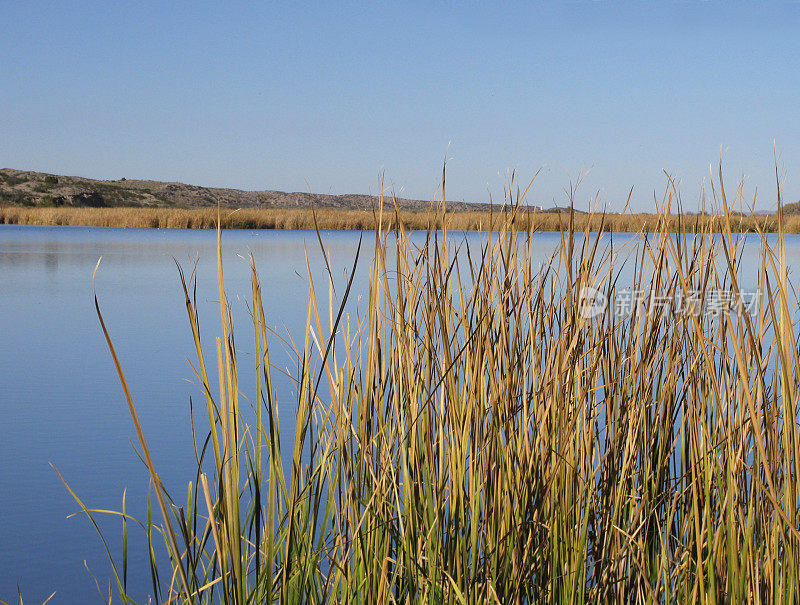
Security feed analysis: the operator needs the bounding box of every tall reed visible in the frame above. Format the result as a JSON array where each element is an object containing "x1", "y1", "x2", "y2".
[
  {"x1": 64, "y1": 168, "x2": 800, "y2": 602},
  {"x1": 2, "y1": 204, "x2": 798, "y2": 233}
]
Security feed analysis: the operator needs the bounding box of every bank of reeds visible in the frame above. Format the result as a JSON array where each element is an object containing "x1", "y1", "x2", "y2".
[
  {"x1": 1, "y1": 204, "x2": 797, "y2": 233},
  {"x1": 61, "y1": 168, "x2": 800, "y2": 602}
]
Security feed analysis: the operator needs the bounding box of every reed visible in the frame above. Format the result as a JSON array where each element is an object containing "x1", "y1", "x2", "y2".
[
  {"x1": 60, "y1": 167, "x2": 800, "y2": 602},
  {"x1": 1, "y1": 204, "x2": 798, "y2": 233}
]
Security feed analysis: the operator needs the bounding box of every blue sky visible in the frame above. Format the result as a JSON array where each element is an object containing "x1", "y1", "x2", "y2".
[{"x1": 1, "y1": 1, "x2": 799, "y2": 211}]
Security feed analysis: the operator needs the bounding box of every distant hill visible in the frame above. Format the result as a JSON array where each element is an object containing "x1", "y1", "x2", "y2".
[
  {"x1": 0, "y1": 168, "x2": 538, "y2": 213},
  {"x1": 540, "y1": 205, "x2": 587, "y2": 214}
]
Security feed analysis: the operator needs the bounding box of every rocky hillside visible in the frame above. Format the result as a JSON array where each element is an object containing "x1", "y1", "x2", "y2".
[{"x1": 0, "y1": 168, "x2": 504, "y2": 212}]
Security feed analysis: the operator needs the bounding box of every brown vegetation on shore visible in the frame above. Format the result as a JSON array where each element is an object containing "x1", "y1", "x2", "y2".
[{"x1": 0, "y1": 204, "x2": 794, "y2": 232}]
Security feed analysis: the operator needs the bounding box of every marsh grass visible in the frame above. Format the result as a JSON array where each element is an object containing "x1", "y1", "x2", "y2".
[
  {"x1": 55, "y1": 167, "x2": 800, "y2": 603},
  {"x1": 1, "y1": 204, "x2": 798, "y2": 233}
]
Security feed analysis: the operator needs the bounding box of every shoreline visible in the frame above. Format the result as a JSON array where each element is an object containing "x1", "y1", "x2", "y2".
[{"x1": 0, "y1": 205, "x2": 792, "y2": 233}]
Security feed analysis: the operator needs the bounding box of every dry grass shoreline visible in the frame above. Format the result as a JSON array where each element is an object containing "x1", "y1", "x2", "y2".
[{"x1": 0, "y1": 204, "x2": 794, "y2": 232}]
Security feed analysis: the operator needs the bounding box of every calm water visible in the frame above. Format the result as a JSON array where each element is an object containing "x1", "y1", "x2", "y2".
[
  {"x1": 0, "y1": 225, "x2": 384, "y2": 601},
  {"x1": 0, "y1": 225, "x2": 792, "y2": 601}
]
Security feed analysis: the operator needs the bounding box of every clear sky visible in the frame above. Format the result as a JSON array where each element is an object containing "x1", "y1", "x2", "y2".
[{"x1": 1, "y1": 1, "x2": 799, "y2": 211}]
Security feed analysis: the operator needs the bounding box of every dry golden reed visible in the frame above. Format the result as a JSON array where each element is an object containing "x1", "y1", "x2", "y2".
[
  {"x1": 1, "y1": 204, "x2": 796, "y2": 233},
  {"x1": 52, "y1": 167, "x2": 800, "y2": 603}
]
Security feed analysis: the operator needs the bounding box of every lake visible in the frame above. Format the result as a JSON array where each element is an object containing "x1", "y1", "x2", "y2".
[
  {"x1": 0, "y1": 225, "x2": 385, "y2": 601},
  {"x1": 0, "y1": 224, "x2": 790, "y2": 601}
]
